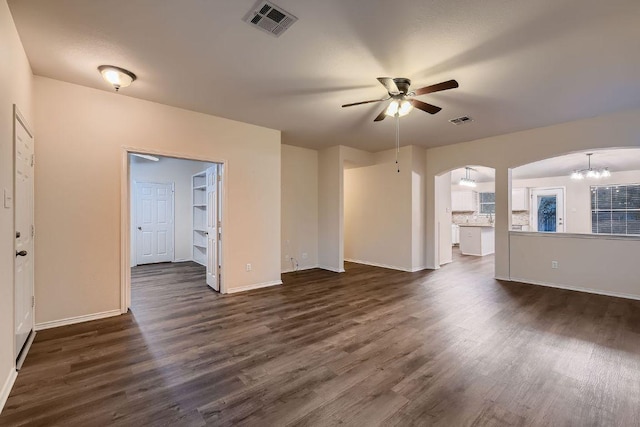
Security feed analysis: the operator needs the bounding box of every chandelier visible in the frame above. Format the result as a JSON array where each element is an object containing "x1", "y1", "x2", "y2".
[{"x1": 571, "y1": 153, "x2": 611, "y2": 180}]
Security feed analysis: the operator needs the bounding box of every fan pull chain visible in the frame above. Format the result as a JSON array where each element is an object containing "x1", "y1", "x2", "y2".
[{"x1": 395, "y1": 114, "x2": 400, "y2": 173}]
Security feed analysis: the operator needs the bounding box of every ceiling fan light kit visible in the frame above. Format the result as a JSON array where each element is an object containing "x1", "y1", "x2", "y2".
[
  {"x1": 342, "y1": 77, "x2": 459, "y2": 172},
  {"x1": 342, "y1": 77, "x2": 458, "y2": 122}
]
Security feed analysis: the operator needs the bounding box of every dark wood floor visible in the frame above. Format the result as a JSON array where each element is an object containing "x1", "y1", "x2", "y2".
[{"x1": 2, "y1": 251, "x2": 640, "y2": 426}]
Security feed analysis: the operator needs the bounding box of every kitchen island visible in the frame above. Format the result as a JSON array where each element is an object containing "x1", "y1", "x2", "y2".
[{"x1": 459, "y1": 225, "x2": 495, "y2": 256}]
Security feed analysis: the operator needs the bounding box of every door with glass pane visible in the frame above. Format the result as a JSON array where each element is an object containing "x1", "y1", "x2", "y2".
[{"x1": 531, "y1": 188, "x2": 565, "y2": 232}]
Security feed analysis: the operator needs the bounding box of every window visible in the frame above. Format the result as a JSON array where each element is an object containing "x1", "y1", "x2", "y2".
[
  {"x1": 591, "y1": 184, "x2": 640, "y2": 235},
  {"x1": 479, "y1": 192, "x2": 495, "y2": 214}
]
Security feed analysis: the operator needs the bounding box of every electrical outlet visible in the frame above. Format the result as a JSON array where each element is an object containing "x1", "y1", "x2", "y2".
[
  {"x1": 284, "y1": 254, "x2": 289, "y2": 261},
  {"x1": 302, "y1": 252, "x2": 308, "y2": 259},
  {"x1": 551, "y1": 261, "x2": 558, "y2": 269},
  {"x1": 246, "y1": 263, "x2": 252, "y2": 272}
]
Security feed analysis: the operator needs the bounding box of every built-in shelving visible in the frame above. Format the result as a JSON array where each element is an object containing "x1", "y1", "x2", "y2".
[{"x1": 192, "y1": 171, "x2": 207, "y2": 266}]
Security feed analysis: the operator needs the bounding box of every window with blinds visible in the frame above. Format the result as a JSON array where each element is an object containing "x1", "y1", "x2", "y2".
[
  {"x1": 591, "y1": 184, "x2": 640, "y2": 235},
  {"x1": 479, "y1": 192, "x2": 495, "y2": 214}
]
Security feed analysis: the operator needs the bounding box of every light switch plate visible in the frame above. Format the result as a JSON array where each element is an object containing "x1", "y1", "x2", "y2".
[{"x1": 3, "y1": 188, "x2": 12, "y2": 208}]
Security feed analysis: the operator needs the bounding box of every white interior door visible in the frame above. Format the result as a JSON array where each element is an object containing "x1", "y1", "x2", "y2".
[
  {"x1": 135, "y1": 182, "x2": 174, "y2": 264},
  {"x1": 206, "y1": 166, "x2": 219, "y2": 290},
  {"x1": 15, "y1": 112, "x2": 35, "y2": 359},
  {"x1": 531, "y1": 187, "x2": 565, "y2": 232}
]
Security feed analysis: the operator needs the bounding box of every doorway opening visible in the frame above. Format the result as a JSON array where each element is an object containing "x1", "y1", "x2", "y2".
[
  {"x1": 437, "y1": 165, "x2": 496, "y2": 276},
  {"x1": 123, "y1": 150, "x2": 225, "y2": 313}
]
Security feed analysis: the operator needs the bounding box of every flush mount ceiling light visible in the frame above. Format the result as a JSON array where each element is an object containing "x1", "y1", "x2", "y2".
[
  {"x1": 570, "y1": 153, "x2": 611, "y2": 180},
  {"x1": 98, "y1": 65, "x2": 137, "y2": 92},
  {"x1": 459, "y1": 167, "x2": 477, "y2": 188}
]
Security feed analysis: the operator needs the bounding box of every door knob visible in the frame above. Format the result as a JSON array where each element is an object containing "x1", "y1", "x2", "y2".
[
  {"x1": 16, "y1": 250, "x2": 27, "y2": 257},
  {"x1": 137, "y1": 227, "x2": 142, "y2": 230}
]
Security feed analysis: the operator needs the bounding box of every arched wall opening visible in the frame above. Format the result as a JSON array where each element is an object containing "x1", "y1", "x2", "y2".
[{"x1": 435, "y1": 166, "x2": 496, "y2": 277}]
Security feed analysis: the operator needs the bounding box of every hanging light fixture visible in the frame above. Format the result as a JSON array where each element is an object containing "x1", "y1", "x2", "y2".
[
  {"x1": 98, "y1": 65, "x2": 137, "y2": 91},
  {"x1": 459, "y1": 167, "x2": 477, "y2": 187},
  {"x1": 570, "y1": 153, "x2": 611, "y2": 180}
]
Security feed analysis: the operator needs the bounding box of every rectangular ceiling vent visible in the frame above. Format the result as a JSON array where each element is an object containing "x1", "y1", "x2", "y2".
[
  {"x1": 449, "y1": 116, "x2": 474, "y2": 125},
  {"x1": 243, "y1": 1, "x2": 298, "y2": 37}
]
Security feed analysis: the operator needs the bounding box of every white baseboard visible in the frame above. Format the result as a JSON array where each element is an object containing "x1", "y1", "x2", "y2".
[
  {"x1": 35, "y1": 309, "x2": 122, "y2": 331},
  {"x1": 281, "y1": 265, "x2": 319, "y2": 274},
  {"x1": 174, "y1": 258, "x2": 191, "y2": 263},
  {"x1": 225, "y1": 280, "x2": 282, "y2": 294},
  {"x1": 344, "y1": 258, "x2": 416, "y2": 273},
  {"x1": 508, "y1": 277, "x2": 640, "y2": 301},
  {"x1": 317, "y1": 265, "x2": 345, "y2": 273},
  {"x1": 494, "y1": 275, "x2": 510, "y2": 281},
  {"x1": 0, "y1": 368, "x2": 17, "y2": 414}
]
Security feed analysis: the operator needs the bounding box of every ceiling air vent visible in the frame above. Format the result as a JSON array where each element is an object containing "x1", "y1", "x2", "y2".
[
  {"x1": 243, "y1": 1, "x2": 298, "y2": 37},
  {"x1": 449, "y1": 116, "x2": 474, "y2": 125}
]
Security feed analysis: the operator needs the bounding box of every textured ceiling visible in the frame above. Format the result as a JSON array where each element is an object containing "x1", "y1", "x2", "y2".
[{"x1": 8, "y1": 0, "x2": 640, "y2": 152}]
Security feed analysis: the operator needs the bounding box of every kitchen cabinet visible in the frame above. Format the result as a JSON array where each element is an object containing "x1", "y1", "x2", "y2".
[
  {"x1": 452, "y1": 190, "x2": 477, "y2": 212},
  {"x1": 512, "y1": 187, "x2": 529, "y2": 211}
]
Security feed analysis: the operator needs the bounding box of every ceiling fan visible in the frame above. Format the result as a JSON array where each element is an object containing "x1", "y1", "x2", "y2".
[{"x1": 341, "y1": 77, "x2": 459, "y2": 121}]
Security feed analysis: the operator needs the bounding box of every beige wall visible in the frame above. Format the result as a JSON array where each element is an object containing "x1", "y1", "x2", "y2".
[
  {"x1": 426, "y1": 108, "x2": 640, "y2": 279},
  {"x1": 436, "y1": 172, "x2": 452, "y2": 265},
  {"x1": 130, "y1": 156, "x2": 213, "y2": 265},
  {"x1": 344, "y1": 147, "x2": 412, "y2": 270},
  {"x1": 411, "y1": 146, "x2": 427, "y2": 270},
  {"x1": 343, "y1": 145, "x2": 426, "y2": 272},
  {"x1": 318, "y1": 146, "x2": 343, "y2": 272},
  {"x1": 281, "y1": 144, "x2": 318, "y2": 272},
  {"x1": 0, "y1": 0, "x2": 33, "y2": 409},
  {"x1": 510, "y1": 233, "x2": 640, "y2": 299},
  {"x1": 34, "y1": 76, "x2": 281, "y2": 324}
]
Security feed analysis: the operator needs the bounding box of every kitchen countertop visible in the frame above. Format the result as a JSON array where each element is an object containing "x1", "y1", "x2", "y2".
[{"x1": 458, "y1": 224, "x2": 495, "y2": 228}]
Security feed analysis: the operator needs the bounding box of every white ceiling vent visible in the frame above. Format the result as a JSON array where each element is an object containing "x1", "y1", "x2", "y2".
[
  {"x1": 243, "y1": 1, "x2": 298, "y2": 37},
  {"x1": 449, "y1": 116, "x2": 474, "y2": 125}
]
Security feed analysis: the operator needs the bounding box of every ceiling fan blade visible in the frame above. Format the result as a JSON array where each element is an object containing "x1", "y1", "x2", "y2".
[
  {"x1": 377, "y1": 77, "x2": 399, "y2": 94},
  {"x1": 414, "y1": 79, "x2": 459, "y2": 96},
  {"x1": 410, "y1": 99, "x2": 442, "y2": 114},
  {"x1": 374, "y1": 108, "x2": 387, "y2": 122},
  {"x1": 342, "y1": 98, "x2": 387, "y2": 108}
]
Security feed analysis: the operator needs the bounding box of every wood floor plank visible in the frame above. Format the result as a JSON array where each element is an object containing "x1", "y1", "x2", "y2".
[{"x1": 2, "y1": 251, "x2": 640, "y2": 426}]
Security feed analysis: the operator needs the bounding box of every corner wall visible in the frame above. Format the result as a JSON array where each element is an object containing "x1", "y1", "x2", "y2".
[
  {"x1": 281, "y1": 144, "x2": 318, "y2": 272},
  {"x1": 33, "y1": 76, "x2": 281, "y2": 324},
  {"x1": 0, "y1": 0, "x2": 34, "y2": 411}
]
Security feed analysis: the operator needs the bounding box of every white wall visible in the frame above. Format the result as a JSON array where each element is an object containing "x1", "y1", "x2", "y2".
[
  {"x1": 510, "y1": 233, "x2": 640, "y2": 299},
  {"x1": 426, "y1": 108, "x2": 640, "y2": 280},
  {"x1": 33, "y1": 76, "x2": 281, "y2": 325},
  {"x1": 281, "y1": 144, "x2": 318, "y2": 272},
  {"x1": 130, "y1": 156, "x2": 213, "y2": 266},
  {"x1": 0, "y1": 0, "x2": 33, "y2": 411}
]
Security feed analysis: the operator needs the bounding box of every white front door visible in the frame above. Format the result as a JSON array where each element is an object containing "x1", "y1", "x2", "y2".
[
  {"x1": 206, "y1": 166, "x2": 219, "y2": 291},
  {"x1": 135, "y1": 182, "x2": 174, "y2": 264},
  {"x1": 15, "y1": 111, "x2": 35, "y2": 358},
  {"x1": 531, "y1": 187, "x2": 565, "y2": 232}
]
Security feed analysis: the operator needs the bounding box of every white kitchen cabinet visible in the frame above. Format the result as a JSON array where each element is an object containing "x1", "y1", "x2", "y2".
[
  {"x1": 512, "y1": 188, "x2": 529, "y2": 211},
  {"x1": 452, "y1": 190, "x2": 477, "y2": 212}
]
